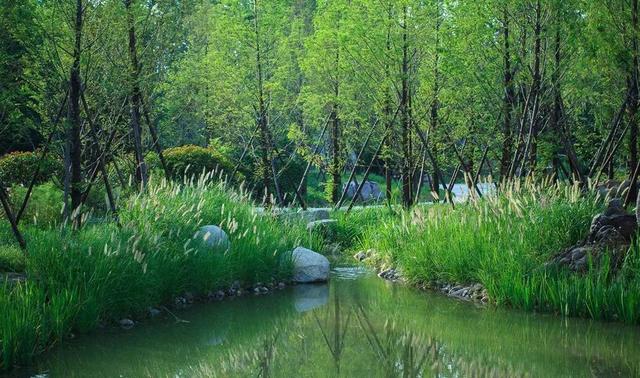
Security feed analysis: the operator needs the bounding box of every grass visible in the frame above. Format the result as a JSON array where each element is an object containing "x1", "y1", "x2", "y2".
[
  {"x1": 0, "y1": 173, "x2": 318, "y2": 370},
  {"x1": 346, "y1": 178, "x2": 640, "y2": 324}
]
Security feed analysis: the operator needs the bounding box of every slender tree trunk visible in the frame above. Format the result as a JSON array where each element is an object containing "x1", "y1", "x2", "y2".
[
  {"x1": 384, "y1": 4, "x2": 393, "y2": 203},
  {"x1": 0, "y1": 179, "x2": 26, "y2": 250},
  {"x1": 125, "y1": 0, "x2": 148, "y2": 188},
  {"x1": 529, "y1": 0, "x2": 542, "y2": 173},
  {"x1": 400, "y1": 5, "x2": 412, "y2": 208},
  {"x1": 430, "y1": 1, "x2": 442, "y2": 198},
  {"x1": 67, "y1": 0, "x2": 84, "y2": 228},
  {"x1": 629, "y1": 0, "x2": 639, "y2": 203},
  {"x1": 330, "y1": 51, "x2": 341, "y2": 204},
  {"x1": 253, "y1": 0, "x2": 273, "y2": 204},
  {"x1": 500, "y1": 5, "x2": 514, "y2": 181}
]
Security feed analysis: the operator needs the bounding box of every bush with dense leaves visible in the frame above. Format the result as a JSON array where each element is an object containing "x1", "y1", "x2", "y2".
[
  {"x1": 148, "y1": 145, "x2": 234, "y2": 180},
  {"x1": 0, "y1": 151, "x2": 62, "y2": 187}
]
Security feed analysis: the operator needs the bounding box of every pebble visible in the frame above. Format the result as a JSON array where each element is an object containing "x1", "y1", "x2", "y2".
[
  {"x1": 119, "y1": 318, "x2": 135, "y2": 329},
  {"x1": 148, "y1": 307, "x2": 161, "y2": 318}
]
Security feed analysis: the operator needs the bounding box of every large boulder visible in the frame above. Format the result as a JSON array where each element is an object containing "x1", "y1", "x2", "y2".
[
  {"x1": 343, "y1": 180, "x2": 382, "y2": 202},
  {"x1": 549, "y1": 199, "x2": 637, "y2": 272},
  {"x1": 195, "y1": 225, "x2": 230, "y2": 252},
  {"x1": 292, "y1": 247, "x2": 330, "y2": 283}
]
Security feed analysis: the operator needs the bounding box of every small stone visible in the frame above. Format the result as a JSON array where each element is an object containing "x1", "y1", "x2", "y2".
[
  {"x1": 119, "y1": 318, "x2": 135, "y2": 329},
  {"x1": 148, "y1": 307, "x2": 161, "y2": 318},
  {"x1": 354, "y1": 251, "x2": 368, "y2": 262},
  {"x1": 277, "y1": 282, "x2": 286, "y2": 289}
]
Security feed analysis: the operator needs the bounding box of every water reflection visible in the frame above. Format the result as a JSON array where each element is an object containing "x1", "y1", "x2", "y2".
[{"x1": 21, "y1": 271, "x2": 640, "y2": 378}]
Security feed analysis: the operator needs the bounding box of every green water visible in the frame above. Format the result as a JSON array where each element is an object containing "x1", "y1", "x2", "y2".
[{"x1": 22, "y1": 267, "x2": 640, "y2": 377}]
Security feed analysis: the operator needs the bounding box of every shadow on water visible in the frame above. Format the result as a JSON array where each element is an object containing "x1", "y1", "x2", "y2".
[{"x1": 15, "y1": 267, "x2": 640, "y2": 377}]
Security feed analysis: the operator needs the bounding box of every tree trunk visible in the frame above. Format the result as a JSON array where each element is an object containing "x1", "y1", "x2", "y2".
[
  {"x1": 400, "y1": 5, "x2": 412, "y2": 208},
  {"x1": 67, "y1": 0, "x2": 83, "y2": 228},
  {"x1": 500, "y1": 5, "x2": 514, "y2": 181},
  {"x1": 125, "y1": 0, "x2": 148, "y2": 188},
  {"x1": 529, "y1": 0, "x2": 542, "y2": 173},
  {"x1": 629, "y1": 0, "x2": 639, "y2": 204},
  {"x1": 253, "y1": 0, "x2": 273, "y2": 204},
  {"x1": 330, "y1": 51, "x2": 341, "y2": 204},
  {"x1": 429, "y1": 1, "x2": 442, "y2": 199}
]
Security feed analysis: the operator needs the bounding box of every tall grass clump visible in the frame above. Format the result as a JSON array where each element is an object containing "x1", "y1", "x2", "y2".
[
  {"x1": 0, "y1": 172, "x2": 315, "y2": 370},
  {"x1": 355, "y1": 179, "x2": 640, "y2": 323}
]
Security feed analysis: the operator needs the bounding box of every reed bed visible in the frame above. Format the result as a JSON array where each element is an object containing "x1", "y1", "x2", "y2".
[
  {"x1": 0, "y1": 173, "x2": 315, "y2": 370},
  {"x1": 353, "y1": 179, "x2": 640, "y2": 324}
]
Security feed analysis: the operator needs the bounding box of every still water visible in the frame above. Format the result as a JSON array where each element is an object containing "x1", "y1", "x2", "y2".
[{"x1": 24, "y1": 267, "x2": 640, "y2": 377}]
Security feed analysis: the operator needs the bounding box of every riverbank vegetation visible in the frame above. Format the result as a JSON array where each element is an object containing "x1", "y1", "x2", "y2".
[
  {"x1": 3, "y1": 0, "x2": 640, "y2": 373},
  {"x1": 0, "y1": 176, "x2": 316, "y2": 370},
  {"x1": 342, "y1": 180, "x2": 640, "y2": 324}
]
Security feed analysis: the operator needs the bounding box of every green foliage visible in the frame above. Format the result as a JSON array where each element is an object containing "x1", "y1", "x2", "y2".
[
  {"x1": 0, "y1": 176, "x2": 318, "y2": 370},
  {"x1": 0, "y1": 151, "x2": 61, "y2": 187},
  {"x1": 150, "y1": 145, "x2": 234, "y2": 181},
  {"x1": 0, "y1": 245, "x2": 26, "y2": 272},
  {"x1": 5, "y1": 183, "x2": 63, "y2": 227},
  {"x1": 350, "y1": 180, "x2": 640, "y2": 323}
]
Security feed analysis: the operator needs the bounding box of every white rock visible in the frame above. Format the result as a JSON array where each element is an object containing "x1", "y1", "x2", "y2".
[
  {"x1": 306, "y1": 219, "x2": 337, "y2": 232},
  {"x1": 292, "y1": 247, "x2": 330, "y2": 283},
  {"x1": 195, "y1": 225, "x2": 230, "y2": 251}
]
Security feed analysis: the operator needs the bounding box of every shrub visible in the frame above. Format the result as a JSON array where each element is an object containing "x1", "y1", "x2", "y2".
[
  {"x1": 0, "y1": 175, "x2": 321, "y2": 370},
  {"x1": 6, "y1": 183, "x2": 62, "y2": 227},
  {"x1": 0, "y1": 151, "x2": 62, "y2": 187},
  {"x1": 149, "y1": 145, "x2": 234, "y2": 181},
  {"x1": 0, "y1": 245, "x2": 26, "y2": 272}
]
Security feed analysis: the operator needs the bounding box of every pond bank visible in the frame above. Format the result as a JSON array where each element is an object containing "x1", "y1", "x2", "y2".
[{"x1": 16, "y1": 267, "x2": 640, "y2": 377}]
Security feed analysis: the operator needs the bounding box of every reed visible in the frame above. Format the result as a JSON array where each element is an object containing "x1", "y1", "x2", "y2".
[
  {"x1": 0, "y1": 174, "x2": 316, "y2": 370},
  {"x1": 353, "y1": 178, "x2": 640, "y2": 323}
]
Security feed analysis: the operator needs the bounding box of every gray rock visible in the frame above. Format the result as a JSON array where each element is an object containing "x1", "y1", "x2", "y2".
[
  {"x1": 148, "y1": 307, "x2": 161, "y2": 318},
  {"x1": 343, "y1": 180, "x2": 383, "y2": 202},
  {"x1": 195, "y1": 225, "x2": 230, "y2": 252},
  {"x1": 306, "y1": 219, "x2": 337, "y2": 231},
  {"x1": 353, "y1": 251, "x2": 368, "y2": 262},
  {"x1": 119, "y1": 318, "x2": 135, "y2": 329},
  {"x1": 279, "y1": 209, "x2": 330, "y2": 223},
  {"x1": 292, "y1": 247, "x2": 330, "y2": 283}
]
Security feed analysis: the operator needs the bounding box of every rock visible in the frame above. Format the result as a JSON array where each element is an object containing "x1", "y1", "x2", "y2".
[
  {"x1": 277, "y1": 282, "x2": 286, "y2": 290},
  {"x1": 174, "y1": 296, "x2": 187, "y2": 308},
  {"x1": 343, "y1": 180, "x2": 382, "y2": 202},
  {"x1": 293, "y1": 284, "x2": 329, "y2": 312},
  {"x1": 148, "y1": 307, "x2": 161, "y2": 318},
  {"x1": 208, "y1": 290, "x2": 225, "y2": 301},
  {"x1": 184, "y1": 291, "x2": 195, "y2": 303},
  {"x1": 353, "y1": 251, "x2": 368, "y2": 262},
  {"x1": 279, "y1": 209, "x2": 330, "y2": 223},
  {"x1": 292, "y1": 247, "x2": 330, "y2": 283},
  {"x1": 119, "y1": 318, "x2": 135, "y2": 329},
  {"x1": 549, "y1": 200, "x2": 637, "y2": 273},
  {"x1": 306, "y1": 219, "x2": 337, "y2": 232},
  {"x1": 195, "y1": 225, "x2": 230, "y2": 252}
]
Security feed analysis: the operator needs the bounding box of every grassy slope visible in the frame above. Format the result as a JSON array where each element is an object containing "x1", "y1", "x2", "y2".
[
  {"x1": 340, "y1": 181, "x2": 640, "y2": 324},
  {"x1": 0, "y1": 176, "x2": 317, "y2": 370}
]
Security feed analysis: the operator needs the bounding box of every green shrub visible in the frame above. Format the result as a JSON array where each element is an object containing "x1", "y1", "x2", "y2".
[
  {"x1": 0, "y1": 246, "x2": 26, "y2": 272},
  {"x1": 149, "y1": 145, "x2": 234, "y2": 181},
  {"x1": 0, "y1": 175, "x2": 321, "y2": 370},
  {"x1": 0, "y1": 151, "x2": 62, "y2": 187},
  {"x1": 7, "y1": 183, "x2": 62, "y2": 227}
]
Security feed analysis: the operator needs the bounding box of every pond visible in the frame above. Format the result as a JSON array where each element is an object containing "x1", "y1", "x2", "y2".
[{"x1": 17, "y1": 267, "x2": 640, "y2": 377}]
